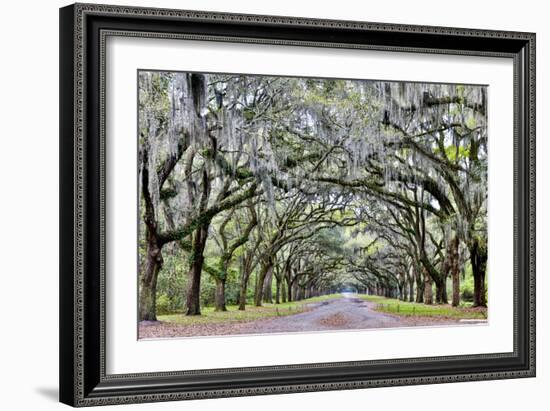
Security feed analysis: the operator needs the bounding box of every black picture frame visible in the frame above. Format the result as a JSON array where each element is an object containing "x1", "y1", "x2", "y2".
[{"x1": 59, "y1": 3, "x2": 536, "y2": 407}]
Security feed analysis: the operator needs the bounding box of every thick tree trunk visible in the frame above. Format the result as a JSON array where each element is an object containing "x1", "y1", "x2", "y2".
[
  {"x1": 238, "y1": 261, "x2": 250, "y2": 310},
  {"x1": 449, "y1": 236, "x2": 460, "y2": 307},
  {"x1": 275, "y1": 277, "x2": 281, "y2": 304},
  {"x1": 473, "y1": 267, "x2": 487, "y2": 307},
  {"x1": 471, "y1": 238, "x2": 488, "y2": 307},
  {"x1": 139, "y1": 234, "x2": 163, "y2": 321},
  {"x1": 139, "y1": 139, "x2": 170, "y2": 322},
  {"x1": 420, "y1": 253, "x2": 446, "y2": 304},
  {"x1": 281, "y1": 280, "x2": 287, "y2": 303},
  {"x1": 214, "y1": 277, "x2": 227, "y2": 311},
  {"x1": 254, "y1": 260, "x2": 272, "y2": 306},
  {"x1": 185, "y1": 225, "x2": 209, "y2": 315},
  {"x1": 408, "y1": 279, "x2": 415, "y2": 302},
  {"x1": 435, "y1": 281, "x2": 447, "y2": 304},
  {"x1": 263, "y1": 265, "x2": 273, "y2": 304},
  {"x1": 139, "y1": 261, "x2": 160, "y2": 321},
  {"x1": 440, "y1": 278, "x2": 448, "y2": 303},
  {"x1": 238, "y1": 282, "x2": 247, "y2": 311},
  {"x1": 414, "y1": 265, "x2": 424, "y2": 303},
  {"x1": 238, "y1": 255, "x2": 249, "y2": 310},
  {"x1": 452, "y1": 268, "x2": 460, "y2": 307},
  {"x1": 423, "y1": 268, "x2": 433, "y2": 305},
  {"x1": 139, "y1": 283, "x2": 157, "y2": 321},
  {"x1": 185, "y1": 261, "x2": 202, "y2": 315},
  {"x1": 438, "y1": 237, "x2": 458, "y2": 305},
  {"x1": 415, "y1": 285, "x2": 424, "y2": 303}
]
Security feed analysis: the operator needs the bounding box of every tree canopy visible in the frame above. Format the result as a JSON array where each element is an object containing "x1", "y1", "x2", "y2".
[{"x1": 138, "y1": 71, "x2": 488, "y2": 321}]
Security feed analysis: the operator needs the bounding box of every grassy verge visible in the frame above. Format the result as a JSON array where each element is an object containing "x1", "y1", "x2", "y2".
[
  {"x1": 158, "y1": 294, "x2": 342, "y2": 325},
  {"x1": 357, "y1": 295, "x2": 487, "y2": 320}
]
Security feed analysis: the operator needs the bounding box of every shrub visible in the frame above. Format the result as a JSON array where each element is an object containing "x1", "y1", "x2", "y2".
[{"x1": 156, "y1": 294, "x2": 172, "y2": 315}]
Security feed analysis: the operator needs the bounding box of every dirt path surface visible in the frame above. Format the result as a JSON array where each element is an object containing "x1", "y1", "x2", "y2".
[
  {"x1": 139, "y1": 294, "x2": 466, "y2": 339},
  {"x1": 238, "y1": 293, "x2": 403, "y2": 333}
]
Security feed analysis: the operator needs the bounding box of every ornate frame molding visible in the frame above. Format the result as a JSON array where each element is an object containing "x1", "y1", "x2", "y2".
[{"x1": 60, "y1": 3, "x2": 535, "y2": 407}]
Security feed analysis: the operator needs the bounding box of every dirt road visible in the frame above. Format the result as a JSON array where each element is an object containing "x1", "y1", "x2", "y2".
[{"x1": 139, "y1": 294, "x2": 467, "y2": 339}]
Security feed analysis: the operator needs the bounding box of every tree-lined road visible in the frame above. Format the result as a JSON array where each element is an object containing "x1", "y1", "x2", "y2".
[{"x1": 138, "y1": 73, "x2": 489, "y2": 328}]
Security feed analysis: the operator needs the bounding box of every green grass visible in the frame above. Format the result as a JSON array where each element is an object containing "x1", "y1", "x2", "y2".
[
  {"x1": 158, "y1": 293, "x2": 343, "y2": 325},
  {"x1": 357, "y1": 295, "x2": 487, "y2": 320}
]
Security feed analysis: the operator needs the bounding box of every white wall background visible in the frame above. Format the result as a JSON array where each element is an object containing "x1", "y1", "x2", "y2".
[{"x1": 0, "y1": 0, "x2": 545, "y2": 409}]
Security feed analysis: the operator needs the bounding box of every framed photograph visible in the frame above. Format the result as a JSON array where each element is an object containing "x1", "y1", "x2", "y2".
[{"x1": 59, "y1": 3, "x2": 535, "y2": 407}]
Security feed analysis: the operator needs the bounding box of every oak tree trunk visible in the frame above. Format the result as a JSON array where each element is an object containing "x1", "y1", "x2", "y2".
[
  {"x1": 414, "y1": 265, "x2": 424, "y2": 303},
  {"x1": 238, "y1": 253, "x2": 254, "y2": 311},
  {"x1": 139, "y1": 247, "x2": 162, "y2": 321},
  {"x1": 449, "y1": 236, "x2": 460, "y2": 307},
  {"x1": 471, "y1": 238, "x2": 488, "y2": 307},
  {"x1": 185, "y1": 225, "x2": 209, "y2": 315},
  {"x1": 423, "y1": 268, "x2": 433, "y2": 305},
  {"x1": 275, "y1": 277, "x2": 281, "y2": 304},
  {"x1": 139, "y1": 224, "x2": 163, "y2": 321},
  {"x1": 263, "y1": 265, "x2": 274, "y2": 304},
  {"x1": 238, "y1": 282, "x2": 247, "y2": 311},
  {"x1": 214, "y1": 277, "x2": 227, "y2": 312},
  {"x1": 254, "y1": 260, "x2": 272, "y2": 306},
  {"x1": 441, "y1": 278, "x2": 448, "y2": 304}
]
